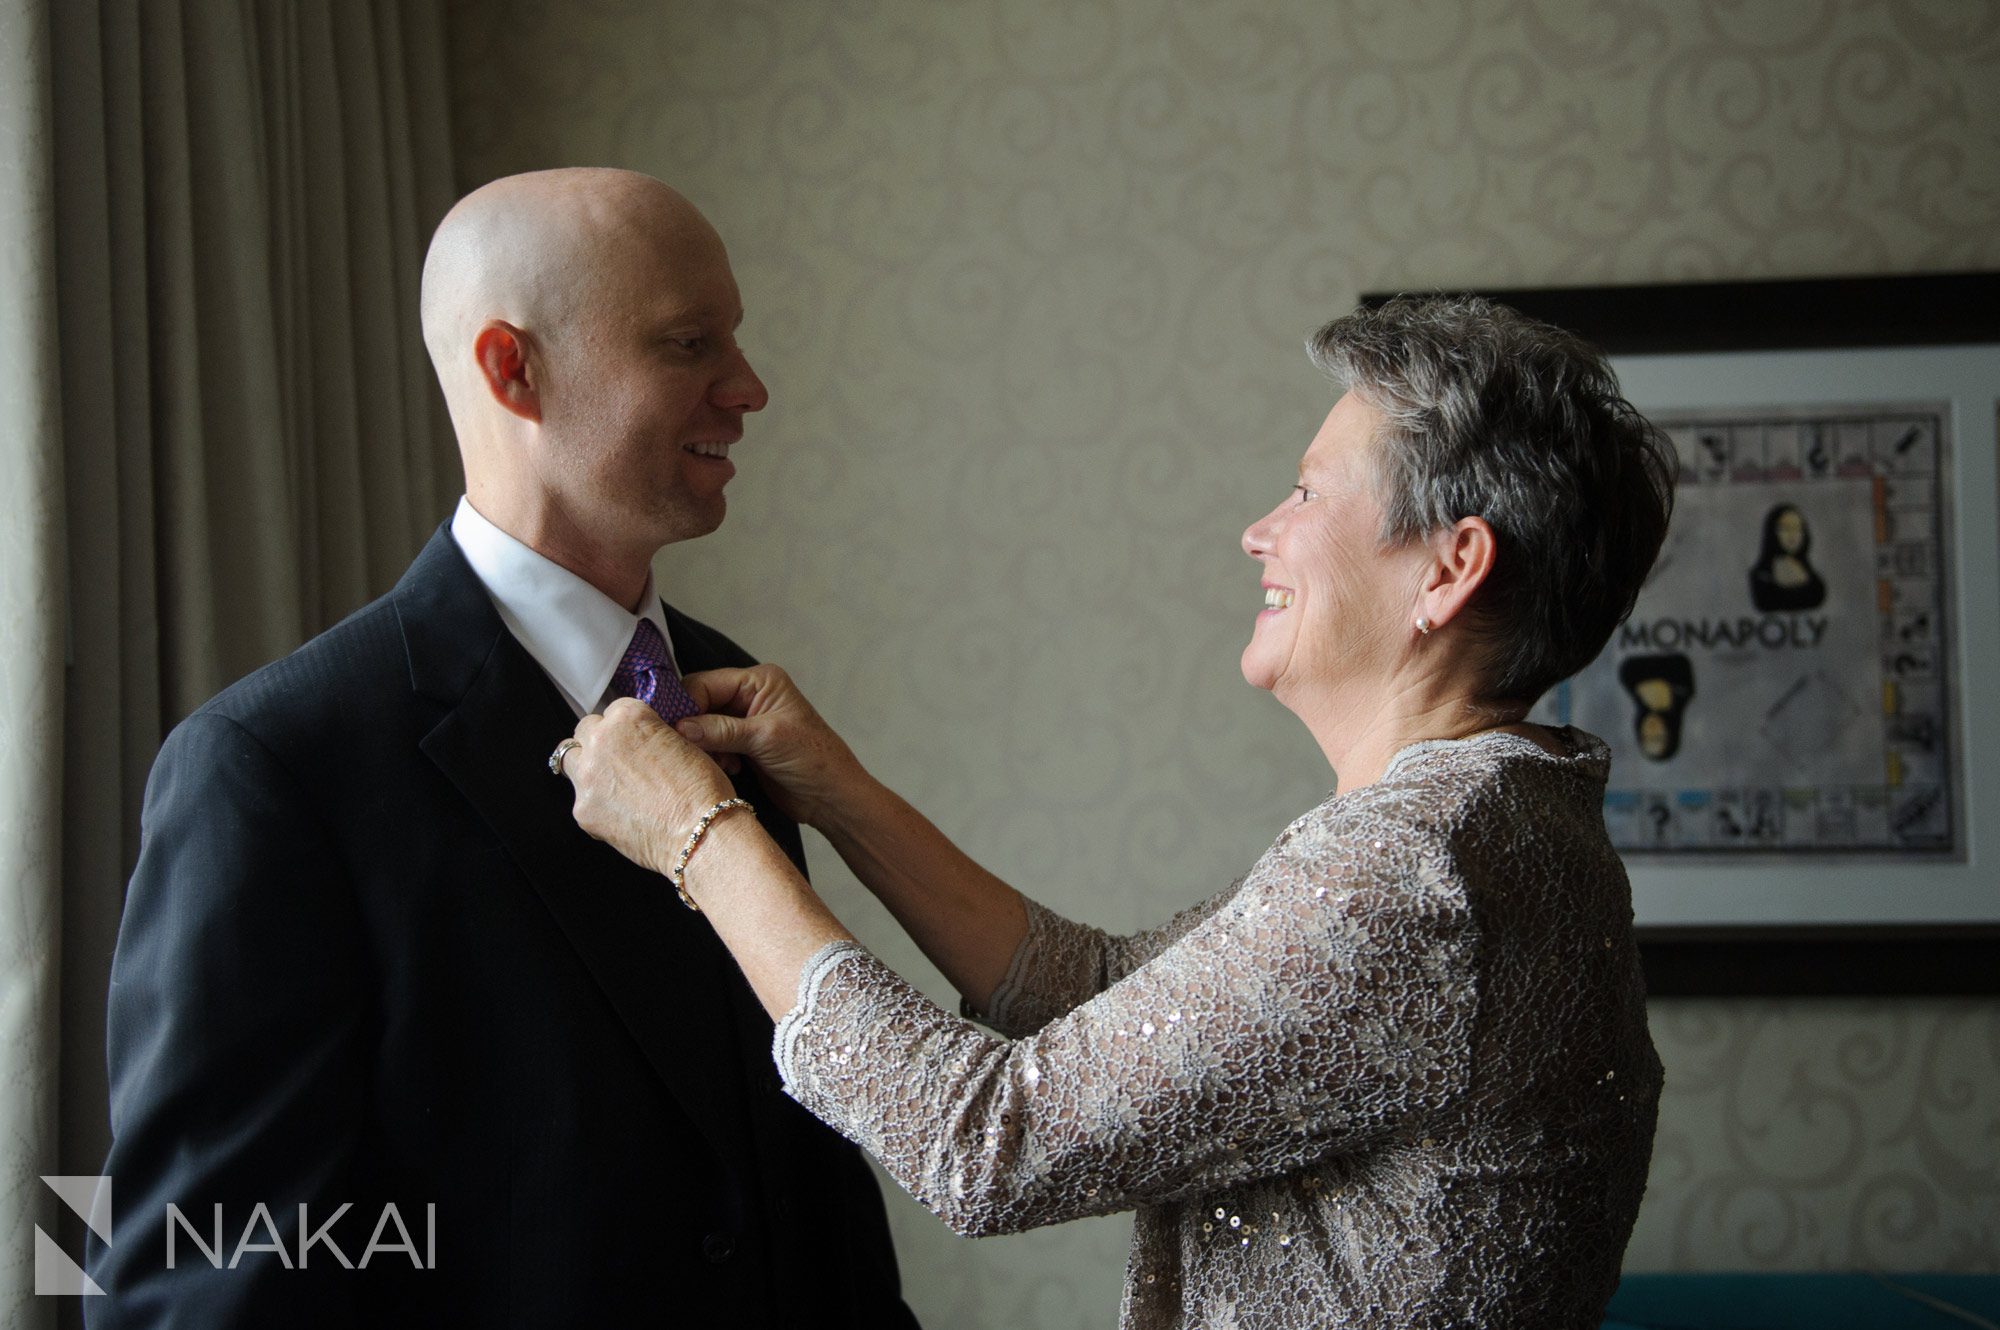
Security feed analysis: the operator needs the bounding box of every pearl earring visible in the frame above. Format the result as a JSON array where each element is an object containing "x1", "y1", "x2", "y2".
[{"x1": 1415, "y1": 617, "x2": 1432, "y2": 636}]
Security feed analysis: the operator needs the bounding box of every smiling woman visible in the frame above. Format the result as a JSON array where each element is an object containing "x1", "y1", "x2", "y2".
[
  {"x1": 560, "y1": 294, "x2": 1678, "y2": 1329},
  {"x1": 1239, "y1": 389, "x2": 1448, "y2": 768}
]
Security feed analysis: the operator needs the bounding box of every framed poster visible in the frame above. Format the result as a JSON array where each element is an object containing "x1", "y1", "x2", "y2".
[
  {"x1": 1544, "y1": 397, "x2": 1956, "y2": 858},
  {"x1": 1365, "y1": 274, "x2": 2000, "y2": 993}
]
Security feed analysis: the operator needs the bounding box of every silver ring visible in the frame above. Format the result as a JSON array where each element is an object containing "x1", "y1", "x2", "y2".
[{"x1": 548, "y1": 737, "x2": 582, "y2": 777}]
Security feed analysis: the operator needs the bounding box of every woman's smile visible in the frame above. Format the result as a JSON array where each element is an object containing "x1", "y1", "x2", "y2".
[{"x1": 1261, "y1": 583, "x2": 1296, "y2": 615}]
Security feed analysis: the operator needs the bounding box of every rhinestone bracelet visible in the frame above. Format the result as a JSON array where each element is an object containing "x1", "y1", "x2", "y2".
[{"x1": 667, "y1": 796, "x2": 754, "y2": 912}]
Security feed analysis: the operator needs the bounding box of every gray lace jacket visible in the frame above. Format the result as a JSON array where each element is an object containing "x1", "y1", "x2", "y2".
[{"x1": 774, "y1": 729, "x2": 1661, "y2": 1328}]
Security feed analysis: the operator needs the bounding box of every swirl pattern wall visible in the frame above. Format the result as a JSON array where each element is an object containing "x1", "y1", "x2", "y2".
[{"x1": 447, "y1": 1, "x2": 2000, "y2": 1317}]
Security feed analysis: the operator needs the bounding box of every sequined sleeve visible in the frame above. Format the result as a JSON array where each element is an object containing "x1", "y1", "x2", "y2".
[
  {"x1": 974, "y1": 888, "x2": 1240, "y2": 1037},
  {"x1": 773, "y1": 802, "x2": 1477, "y2": 1238}
]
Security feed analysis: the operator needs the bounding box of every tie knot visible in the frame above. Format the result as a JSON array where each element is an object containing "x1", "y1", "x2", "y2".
[
  {"x1": 619, "y1": 618, "x2": 672, "y2": 677},
  {"x1": 611, "y1": 619, "x2": 701, "y2": 724}
]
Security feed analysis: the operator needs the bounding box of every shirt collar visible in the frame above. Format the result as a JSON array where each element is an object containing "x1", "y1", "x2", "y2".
[{"x1": 449, "y1": 496, "x2": 676, "y2": 715}]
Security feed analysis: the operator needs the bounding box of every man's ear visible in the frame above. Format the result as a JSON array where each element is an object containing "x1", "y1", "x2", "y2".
[
  {"x1": 473, "y1": 321, "x2": 541, "y2": 422},
  {"x1": 1417, "y1": 515, "x2": 1497, "y2": 629}
]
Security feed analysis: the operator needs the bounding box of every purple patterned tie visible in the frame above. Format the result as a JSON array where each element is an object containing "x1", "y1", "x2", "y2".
[{"x1": 610, "y1": 619, "x2": 701, "y2": 724}]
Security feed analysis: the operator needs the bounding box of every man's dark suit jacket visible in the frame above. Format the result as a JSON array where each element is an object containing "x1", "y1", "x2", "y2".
[{"x1": 86, "y1": 526, "x2": 918, "y2": 1328}]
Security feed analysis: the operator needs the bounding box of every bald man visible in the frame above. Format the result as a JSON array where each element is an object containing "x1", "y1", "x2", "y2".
[{"x1": 88, "y1": 171, "x2": 919, "y2": 1328}]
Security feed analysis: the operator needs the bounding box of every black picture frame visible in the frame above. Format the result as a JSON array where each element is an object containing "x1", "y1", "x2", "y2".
[{"x1": 1362, "y1": 274, "x2": 2000, "y2": 996}]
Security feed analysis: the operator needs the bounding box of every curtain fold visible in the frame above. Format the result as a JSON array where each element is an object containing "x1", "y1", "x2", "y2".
[
  {"x1": 1, "y1": 3, "x2": 68, "y2": 1323},
  {"x1": 0, "y1": 4, "x2": 458, "y2": 1324}
]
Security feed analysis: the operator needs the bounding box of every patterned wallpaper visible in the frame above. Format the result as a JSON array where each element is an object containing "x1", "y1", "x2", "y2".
[{"x1": 447, "y1": 0, "x2": 2000, "y2": 1316}]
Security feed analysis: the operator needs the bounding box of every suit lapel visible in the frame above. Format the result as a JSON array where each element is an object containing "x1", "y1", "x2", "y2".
[
  {"x1": 661, "y1": 601, "x2": 807, "y2": 867},
  {"x1": 396, "y1": 529, "x2": 756, "y2": 1171},
  {"x1": 662, "y1": 602, "x2": 801, "y2": 1099}
]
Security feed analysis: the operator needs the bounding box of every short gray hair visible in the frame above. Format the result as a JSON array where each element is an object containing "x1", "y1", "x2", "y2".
[{"x1": 1309, "y1": 295, "x2": 1677, "y2": 706}]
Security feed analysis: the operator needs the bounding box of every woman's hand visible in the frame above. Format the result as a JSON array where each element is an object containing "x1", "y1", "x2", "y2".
[
  {"x1": 564, "y1": 698, "x2": 737, "y2": 877},
  {"x1": 674, "y1": 665, "x2": 867, "y2": 830}
]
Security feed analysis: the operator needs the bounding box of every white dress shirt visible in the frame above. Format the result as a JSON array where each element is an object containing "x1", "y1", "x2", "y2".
[{"x1": 449, "y1": 496, "x2": 682, "y2": 717}]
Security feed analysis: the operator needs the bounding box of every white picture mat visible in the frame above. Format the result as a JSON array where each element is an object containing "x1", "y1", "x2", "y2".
[{"x1": 1612, "y1": 343, "x2": 2000, "y2": 927}]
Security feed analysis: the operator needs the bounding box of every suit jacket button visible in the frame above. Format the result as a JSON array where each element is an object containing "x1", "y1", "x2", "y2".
[{"x1": 701, "y1": 1232, "x2": 735, "y2": 1264}]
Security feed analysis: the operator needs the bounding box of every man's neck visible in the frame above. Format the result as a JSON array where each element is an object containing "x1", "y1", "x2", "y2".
[
  {"x1": 532, "y1": 539, "x2": 652, "y2": 613},
  {"x1": 464, "y1": 494, "x2": 656, "y2": 612}
]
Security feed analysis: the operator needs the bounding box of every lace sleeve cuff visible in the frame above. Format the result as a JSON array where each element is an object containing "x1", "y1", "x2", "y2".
[
  {"x1": 962, "y1": 895, "x2": 1114, "y2": 1037},
  {"x1": 969, "y1": 902, "x2": 1041, "y2": 1031},
  {"x1": 773, "y1": 938, "x2": 873, "y2": 1092}
]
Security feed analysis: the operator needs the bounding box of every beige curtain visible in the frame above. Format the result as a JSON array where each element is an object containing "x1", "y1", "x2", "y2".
[
  {"x1": 2, "y1": 1, "x2": 70, "y2": 1322},
  {"x1": 4, "y1": 3, "x2": 458, "y2": 1324}
]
